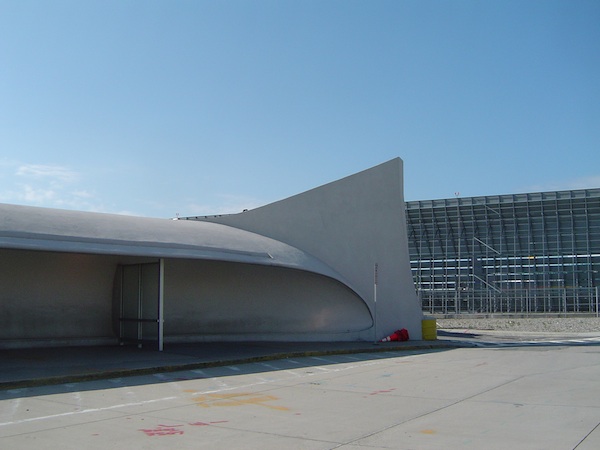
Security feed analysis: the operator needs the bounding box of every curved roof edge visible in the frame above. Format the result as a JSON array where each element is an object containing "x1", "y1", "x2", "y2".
[{"x1": 0, "y1": 202, "x2": 364, "y2": 302}]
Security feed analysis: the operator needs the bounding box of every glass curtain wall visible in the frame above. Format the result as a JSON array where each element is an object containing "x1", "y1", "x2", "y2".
[{"x1": 406, "y1": 189, "x2": 600, "y2": 315}]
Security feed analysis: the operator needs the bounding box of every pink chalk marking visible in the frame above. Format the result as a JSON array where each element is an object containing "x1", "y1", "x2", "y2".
[
  {"x1": 141, "y1": 420, "x2": 229, "y2": 435},
  {"x1": 368, "y1": 388, "x2": 397, "y2": 395}
]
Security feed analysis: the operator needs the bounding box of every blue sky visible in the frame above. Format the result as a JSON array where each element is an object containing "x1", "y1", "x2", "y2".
[{"x1": 1, "y1": 0, "x2": 598, "y2": 218}]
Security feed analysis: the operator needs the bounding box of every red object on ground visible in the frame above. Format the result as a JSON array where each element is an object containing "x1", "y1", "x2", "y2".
[{"x1": 380, "y1": 328, "x2": 409, "y2": 342}]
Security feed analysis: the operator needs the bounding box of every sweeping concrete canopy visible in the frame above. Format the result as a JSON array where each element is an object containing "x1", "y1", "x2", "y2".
[{"x1": 0, "y1": 202, "x2": 352, "y2": 286}]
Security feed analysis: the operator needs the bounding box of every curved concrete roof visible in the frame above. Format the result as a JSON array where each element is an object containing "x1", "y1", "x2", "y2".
[{"x1": 0, "y1": 203, "x2": 355, "y2": 290}]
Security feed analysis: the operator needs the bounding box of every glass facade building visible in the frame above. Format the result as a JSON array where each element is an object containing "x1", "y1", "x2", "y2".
[{"x1": 406, "y1": 189, "x2": 600, "y2": 315}]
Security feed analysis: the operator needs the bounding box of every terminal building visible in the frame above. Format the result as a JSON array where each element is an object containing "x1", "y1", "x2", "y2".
[{"x1": 406, "y1": 188, "x2": 600, "y2": 316}]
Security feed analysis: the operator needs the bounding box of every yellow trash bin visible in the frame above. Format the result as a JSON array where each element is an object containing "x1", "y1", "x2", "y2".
[{"x1": 421, "y1": 317, "x2": 437, "y2": 340}]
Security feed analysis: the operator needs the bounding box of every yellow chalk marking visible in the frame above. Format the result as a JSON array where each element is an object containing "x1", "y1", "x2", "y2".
[
  {"x1": 192, "y1": 393, "x2": 289, "y2": 411},
  {"x1": 420, "y1": 429, "x2": 436, "y2": 434}
]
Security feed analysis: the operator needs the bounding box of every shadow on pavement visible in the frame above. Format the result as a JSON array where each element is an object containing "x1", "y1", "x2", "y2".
[
  {"x1": 0, "y1": 340, "x2": 458, "y2": 398},
  {"x1": 437, "y1": 330, "x2": 481, "y2": 339}
]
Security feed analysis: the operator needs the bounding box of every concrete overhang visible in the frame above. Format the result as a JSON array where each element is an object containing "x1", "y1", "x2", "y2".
[{"x1": 0, "y1": 203, "x2": 356, "y2": 293}]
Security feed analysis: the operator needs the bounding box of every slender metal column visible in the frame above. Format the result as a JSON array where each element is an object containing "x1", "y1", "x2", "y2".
[{"x1": 158, "y1": 258, "x2": 165, "y2": 352}]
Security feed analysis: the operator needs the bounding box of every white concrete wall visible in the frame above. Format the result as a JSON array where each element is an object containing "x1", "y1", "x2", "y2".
[
  {"x1": 199, "y1": 158, "x2": 423, "y2": 340},
  {"x1": 0, "y1": 248, "x2": 373, "y2": 346},
  {"x1": 0, "y1": 249, "x2": 118, "y2": 346},
  {"x1": 163, "y1": 259, "x2": 372, "y2": 341}
]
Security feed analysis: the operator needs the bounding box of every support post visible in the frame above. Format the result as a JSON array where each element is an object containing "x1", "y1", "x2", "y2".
[
  {"x1": 158, "y1": 258, "x2": 165, "y2": 351},
  {"x1": 374, "y1": 263, "x2": 378, "y2": 342}
]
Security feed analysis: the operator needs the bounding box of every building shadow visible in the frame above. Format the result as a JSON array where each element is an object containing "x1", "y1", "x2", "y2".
[{"x1": 0, "y1": 342, "x2": 456, "y2": 400}]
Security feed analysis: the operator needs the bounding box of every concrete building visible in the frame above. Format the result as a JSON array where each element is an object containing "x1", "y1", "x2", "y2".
[{"x1": 0, "y1": 158, "x2": 422, "y2": 349}]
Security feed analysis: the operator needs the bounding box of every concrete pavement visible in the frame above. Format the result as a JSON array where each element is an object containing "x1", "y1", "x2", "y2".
[{"x1": 1, "y1": 340, "x2": 599, "y2": 449}]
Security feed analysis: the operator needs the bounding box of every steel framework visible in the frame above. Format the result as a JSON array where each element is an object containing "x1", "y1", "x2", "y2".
[{"x1": 406, "y1": 189, "x2": 600, "y2": 315}]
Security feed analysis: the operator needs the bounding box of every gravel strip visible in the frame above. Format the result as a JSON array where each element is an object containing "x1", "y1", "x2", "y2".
[{"x1": 436, "y1": 317, "x2": 600, "y2": 333}]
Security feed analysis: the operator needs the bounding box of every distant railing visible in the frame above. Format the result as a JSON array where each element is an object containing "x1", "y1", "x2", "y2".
[{"x1": 420, "y1": 287, "x2": 600, "y2": 316}]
